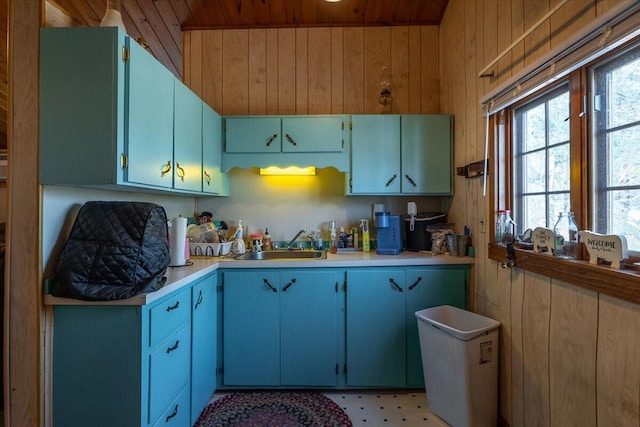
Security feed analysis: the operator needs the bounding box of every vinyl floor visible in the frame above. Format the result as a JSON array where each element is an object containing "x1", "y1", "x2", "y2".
[{"x1": 210, "y1": 390, "x2": 449, "y2": 427}]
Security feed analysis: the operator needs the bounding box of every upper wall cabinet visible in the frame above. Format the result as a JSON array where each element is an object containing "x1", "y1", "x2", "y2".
[
  {"x1": 222, "y1": 115, "x2": 350, "y2": 172},
  {"x1": 348, "y1": 114, "x2": 453, "y2": 195},
  {"x1": 40, "y1": 27, "x2": 224, "y2": 197},
  {"x1": 202, "y1": 103, "x2": 226, "y2": 195}
]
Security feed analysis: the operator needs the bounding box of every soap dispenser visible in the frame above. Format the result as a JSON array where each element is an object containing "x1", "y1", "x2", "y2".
[{"x1": 360, "y1": 219, "x2": 370, "y2": 252}]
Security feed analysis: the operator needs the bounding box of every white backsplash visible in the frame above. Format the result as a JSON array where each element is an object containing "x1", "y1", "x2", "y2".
[{"x1": 197, "y1": 168, "x2": 447, "y2": 241}]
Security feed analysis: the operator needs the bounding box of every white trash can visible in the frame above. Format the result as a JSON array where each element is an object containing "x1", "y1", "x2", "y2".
[{"x1": 415, "y1": 305, "x2": 500, "y2": 427}]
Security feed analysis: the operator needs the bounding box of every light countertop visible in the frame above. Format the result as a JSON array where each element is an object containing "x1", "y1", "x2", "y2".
[{"x1": 44, "y1": 251, "x2": 473, "y2": 306}]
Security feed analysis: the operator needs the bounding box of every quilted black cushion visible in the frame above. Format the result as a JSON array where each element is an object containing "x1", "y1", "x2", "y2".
[{"x1": 52, "y1": 201, "x2": 170, "y2": 300}]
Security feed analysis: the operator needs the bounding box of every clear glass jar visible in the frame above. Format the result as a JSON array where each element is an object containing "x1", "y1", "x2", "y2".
[{"x1": 553, "y1": 212, "x2": 579, "y2": 257}]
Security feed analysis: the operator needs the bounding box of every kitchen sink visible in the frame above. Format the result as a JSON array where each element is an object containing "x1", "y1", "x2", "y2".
[{"x1": 234, "y1": 250, "x2": 326, "y2": 261}]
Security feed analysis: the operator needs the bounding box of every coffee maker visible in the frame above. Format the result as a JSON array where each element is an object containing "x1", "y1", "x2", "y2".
[{"x1": 375, "y1": 212, "x2": 403, "y2": 255}]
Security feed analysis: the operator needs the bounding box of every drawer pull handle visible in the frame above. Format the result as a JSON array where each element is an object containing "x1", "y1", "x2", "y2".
[
  {"x1": 389, "y1": 278, "x2": 403, "y2": 292},
  {"x1": 385, "y1": 174, "x2": 397, "y2": 187},
  {"x1": 166, "y1": 301, "x2": 180, "y2": 312},
  {"x1": 165, "y1": 404, "x2": 179, "y2": 422},
  {"x1": 176, "y1": 163, "x2": 185, "y2": 182},
  {"x1": 404, "y1": 174, "x2": 417, "y2": 187},
  {"x1": 195, "y1": 290, "x2": 203, "y2": 309},
  {"x1": 408, "y1": 276, "x2": 422, "y2": 291},
  {"x1": 285, "y1": 133, "x2": 297, "y2": 146},
  {"x1": 266, "y1": 134, "x2": 278, "y2": 147},
  {"x1": 204, "y1": 170, "x2": 211, "y2": 186},
  {"x1": 282, "y1": 278, "x2": 296, "y2": 292},
  {"x1": 160, "y1": 160, "x2": 172, "y2": 177},
  {"x1": 263, "y1": 279, "x2": 277, "y2": 293},
  {"x1": 166, "y1": 340, "x2": 180, "y2": 354}
]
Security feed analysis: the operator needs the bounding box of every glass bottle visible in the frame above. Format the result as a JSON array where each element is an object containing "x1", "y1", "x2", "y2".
[
  {"x1": 553, "y1": 212, "x2": 579, "y2": 257},
  {"x1": 496, "y1": 209, "x2": 514, "y2": 244}
]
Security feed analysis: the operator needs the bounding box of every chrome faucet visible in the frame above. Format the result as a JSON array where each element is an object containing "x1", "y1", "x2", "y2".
[{"x1": 286, "y1": 229, "x2": 307, "y2": 249}]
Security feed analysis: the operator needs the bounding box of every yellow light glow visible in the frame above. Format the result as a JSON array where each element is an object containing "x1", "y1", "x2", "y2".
[{"x1": 259, "y1": 166, "x2": 316, "y2": 176}]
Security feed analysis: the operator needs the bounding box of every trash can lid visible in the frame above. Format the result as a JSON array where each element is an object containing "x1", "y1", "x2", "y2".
[{"x1": 415, "y1": 305, "x2": 500, "y2": 341}]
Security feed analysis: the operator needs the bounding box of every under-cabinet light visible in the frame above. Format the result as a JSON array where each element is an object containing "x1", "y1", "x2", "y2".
[{"x1": 259, "y1": 166, "x2": 316, "y2": 176}]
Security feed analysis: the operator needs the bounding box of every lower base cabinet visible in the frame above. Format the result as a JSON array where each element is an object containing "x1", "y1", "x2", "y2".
[
  {"x1": 222, "y1": 269, "x2": 339, "y2": 387},
  {"x1": 50, "y1": 272, "x2": 217, "y2": 427},
  {"x1": 346, "y1": 266, "x2": 468, "y2": 388},
  {"x1": 220, "y1": 265, "x2": 469, "y2": 390}
]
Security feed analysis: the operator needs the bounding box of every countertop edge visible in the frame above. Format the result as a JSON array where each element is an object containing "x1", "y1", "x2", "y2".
[{"x1": 44, "y1": 252, "x2": 474, "y2": 306}]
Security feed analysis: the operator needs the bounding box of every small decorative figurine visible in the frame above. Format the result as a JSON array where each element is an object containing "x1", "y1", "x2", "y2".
[{"x1": 578, "y1": 230, "x2": 628, "y2": 269}]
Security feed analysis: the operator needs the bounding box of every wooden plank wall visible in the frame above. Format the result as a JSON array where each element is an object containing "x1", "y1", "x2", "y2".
[
  {"x1": 439, "y1": 0, "x2": 640, "y2": 426},
  {"x1": 182, "y1": 26, "x2": 439, "y2": 116}
]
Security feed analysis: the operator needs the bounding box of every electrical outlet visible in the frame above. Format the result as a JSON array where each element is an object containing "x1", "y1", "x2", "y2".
[{"x1": 479, "y1": 217, "x2": 486, "y2": 233}]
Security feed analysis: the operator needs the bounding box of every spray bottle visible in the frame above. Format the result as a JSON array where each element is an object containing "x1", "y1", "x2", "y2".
[{"x1": 360, "y1": 219, "x2": 370, "y2": 252}]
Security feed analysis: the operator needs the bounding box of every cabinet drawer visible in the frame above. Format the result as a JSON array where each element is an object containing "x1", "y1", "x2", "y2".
[
  {"x1": 149, "y1": 290, "x2": 190, "y2": 347},
  {"x1": 152, "y1": 384, "x2": 191, "y2": 427},
  {"x1": 148, "y1": 326, "x2": 191, "y2": 424}
]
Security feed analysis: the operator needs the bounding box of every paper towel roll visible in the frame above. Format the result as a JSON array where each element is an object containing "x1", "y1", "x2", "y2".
[{"x1": 169, "y1": 217, "x2": 188, "y2": 266}]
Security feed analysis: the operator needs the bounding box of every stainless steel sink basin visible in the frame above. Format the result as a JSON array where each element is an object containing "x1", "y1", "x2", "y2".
[{"x1": 234, "y1": 250, "x2": 326, "y2": 261}]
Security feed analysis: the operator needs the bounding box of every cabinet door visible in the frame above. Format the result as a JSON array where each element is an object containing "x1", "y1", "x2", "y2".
[
  {"x1": 202, "y1": 104, "x2": 223, "y2": 194},
  {"x1": 173, "y1": 80, "x2": 203, "y2": 192},
  {"x1": 405, "y1": 267, "x2": 467, "y2": 387},
  {"x1": 281, "y1": 116, "x2": 344, "y2": 152},
  {"x1": 126, "y1": 37, "x2": 175, "y2": 188},
  {"x1": 350, "y1": 115, "x2": 401, "y2": 194},
  {"x1": 223, "y1": 271, "x2": 280, "y2": 386},
  {"x1": 191, "y1": 274, "x2": 217, "y2": 425},
  {"x1": 346, "y1": 269, "x2": 406, "y2": 387},
  {"x1": 401, "y1": 115, "x2": 453, "y2": 194},
  {"x1": 280, "y1": 270, "x2": 338, "y2": 386},
  {"x1": 224, "y1": 117, "x2": 281, "y2": 153}
]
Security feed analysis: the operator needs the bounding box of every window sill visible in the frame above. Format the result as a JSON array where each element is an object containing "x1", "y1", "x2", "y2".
[{"x1": 488, "y1": 243, "x2": 640, "y2": 304}]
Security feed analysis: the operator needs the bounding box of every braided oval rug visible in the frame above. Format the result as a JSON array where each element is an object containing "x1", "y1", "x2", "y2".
[{"x1": 194, "y1": 390, "x2": 353, "y2": 427}]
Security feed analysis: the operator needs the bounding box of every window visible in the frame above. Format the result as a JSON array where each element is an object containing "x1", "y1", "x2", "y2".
[
  {"x1": 512, "y1": 84, "x2": 571, "y2": 236},
  {"x1": 591, "y1": 45, "x2": 640, "y2": 251}
]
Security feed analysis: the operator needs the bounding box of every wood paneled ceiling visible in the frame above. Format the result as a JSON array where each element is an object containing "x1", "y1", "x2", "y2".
[{"x1": 48, "y1": 0, "x2": 449, "y2": 79}]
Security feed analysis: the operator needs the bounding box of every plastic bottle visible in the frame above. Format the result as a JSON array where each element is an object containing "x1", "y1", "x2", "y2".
[
  {"x1": 263, "y1": 228, "x2": 272, "y2": 250},
  {"x1": 360, "y1": 219, "x2": 370, "y2": 252},
  {"x1": 338, "y1": 226, "x2": 346, "y2": 248},
  {"x1": 315, "y1": 229, "x2": 323, "y2": 250}
]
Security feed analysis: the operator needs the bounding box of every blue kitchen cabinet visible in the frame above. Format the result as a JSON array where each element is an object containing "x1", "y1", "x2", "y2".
[
  {"x1": 405, "y1": 266, "x2": 468, "y2": 387},
  {"x1": 350, "y1": 115, "x2": 401, "y2": 194},
  {"x1": 346, "y1": 265, "x2": 469, "y2": 388},
  {"x1": 281, "y1": 116, "x2": 345, "y2": 153},
  {"x1": 280, "y1": 270, "x2": 339, "y2": 386},
  {"x1": 401, "y1": 115, "x2": 453, "y2": 195},
  {"x1": 52, "y1": 289, "x2": 191, "y2": 427},
  {"x1": 190, "y1": 273, "x2": 218, "y2": 425},
  {"x1": 348, "y1": 114, "x2": 453, "y2": 195},
  {"x1": 222, "y1": 115, "x2": 350, "y2": 172},
  {"x1": 222, "y1": 269, "x2": 339, "y2": 387},
  {"x1": 346, "y1": 269, "x2": 407, "y2": 387},
  {"x1": 50, "y1": 273, "x2": 218, "y2": 427},
  {"x1": 224, "y1": 117, "x2": 282, "y2": 153},
  {"x1": 174, "y1": 80, "x2": 203, "y2": 192},
  {"x1": 40, "y1": 27, "x2": 175, "y2": 191},
  {"x1": 202, "y1": 103, "x2": 225, "y2": 195},
  {"x1": 223, "y1": 270, "x2": 281, "y2": 386}
]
